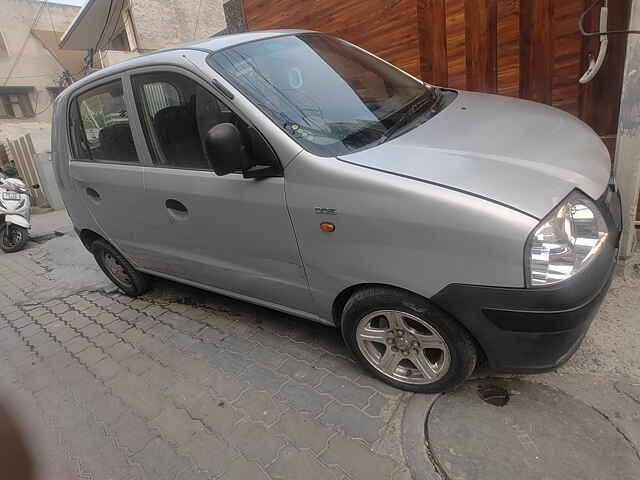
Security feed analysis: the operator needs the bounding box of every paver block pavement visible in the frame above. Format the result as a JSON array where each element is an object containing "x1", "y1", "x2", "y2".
[
  {"x1": 272, "y1": 411, "x2": 334, "y2": 454},
  {"x1": 316, "y1": 372, "x2": 375, "y2": 408},
  {"x1": 319, "y1": 401, "x2": 384, "y2": 445},
  {"x1": 221, "y1": 456, "x2": 271, "y2": 480},
  {"x1": 1, "y1": 246, "x2": 414, "y2": 480},
  {"x1": 131, "y1": 437, "x2": 191, "y2": 480},
  {"x1": 111, "y1": 410, "x2": 158, "y2": 454},
  {"x1": 93, "y1": 332, "x2": 120, "y2": 348},
  {"x1": 65, "y1": 336, "x2": 91, "y2": 354},
  {"x1": 179, "y1": 431, "x2": 239, "y2": 477},
  {"x1": 276, "y1": 382, "x2": 332, "y2": 417},
  {"x1": 108, "y1": 371, "x2": 165, "y2": 419},
  {"x1": 278, "y1": 357, "x2": 325, "y2": 386},
  {"x1": 240, "y1": 364, "x2": 289, "y2": 394},
  {"x1": 321, "y1": 433, "x2": 399, "y2": 480},
  {"x1": 92, "y1": 356, "x2": 122, "y2": 380},
  {"x1": 76, "y1": 346, "x2": 107, "y2": 365},
  {"x1": 188, "y1": 393, "x2": 244, "y2": 437},
  {"x1": 268, "y1": 445, "x2": 341, "y2": 480},
  {"x1": 150, "y1": 406, "x2": 203, "y2": 446},
  {"x1": 107, "y1": 341, "x2": 138, "y2": 361},
  {"x1": 122, "y1": 353, "x2": 156, "y2": 375},
  {"x1": 234, "y1": 390, "x2": 287, "y2": 426},
  {"x1": 227, "y1": 420, "x2": 287, "y2": 466}
]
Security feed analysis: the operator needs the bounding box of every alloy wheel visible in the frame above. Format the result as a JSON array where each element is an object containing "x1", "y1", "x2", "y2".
[{"x1": 355, "y1": 310, "x2": 451, "y2": 385}]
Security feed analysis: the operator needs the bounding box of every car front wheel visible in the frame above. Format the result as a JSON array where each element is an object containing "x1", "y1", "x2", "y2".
[{"x1": 341, "y1": 287, "x2": 477, "y2": 393}]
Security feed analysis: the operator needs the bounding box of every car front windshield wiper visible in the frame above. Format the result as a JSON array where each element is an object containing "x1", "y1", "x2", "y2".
[{"x1": 377, "y1": 87, "x2": 441, "y2": 144}]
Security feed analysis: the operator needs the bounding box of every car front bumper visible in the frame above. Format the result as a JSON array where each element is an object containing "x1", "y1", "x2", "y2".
[{"x1": 431, "y1": 186, "x2": 622, "y2": 373}]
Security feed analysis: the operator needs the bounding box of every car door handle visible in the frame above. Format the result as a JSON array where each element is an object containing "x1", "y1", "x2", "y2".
[
  {"x1": 86, "y1": 187, "x2": 100, "y2": 201},
  {"x1": 165, "y1": 199, "x2": 189, "y2": 220}
]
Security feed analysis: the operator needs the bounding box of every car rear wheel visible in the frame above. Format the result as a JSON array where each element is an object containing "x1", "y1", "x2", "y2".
[
  {"x1": 0, "y1": 225, "x2": 29, "y2": 253},
  {"x1": 92, "y1": 239, "x2": 150, "y2": 297},
  {"x1": 341, "y1": 287, "x2": 477, "y2": 393}
]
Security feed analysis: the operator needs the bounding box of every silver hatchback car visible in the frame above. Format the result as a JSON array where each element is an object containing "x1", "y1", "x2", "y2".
[{"x1": 52, "y1": 30, "x2": 622, "y2": 392}]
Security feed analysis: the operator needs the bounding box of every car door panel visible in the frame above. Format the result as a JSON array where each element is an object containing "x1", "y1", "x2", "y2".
[
  {"x1": 129, "y1": 68, "x2": 314, "y2": 315},
  {"x1": 140, "y1": 168, "x2": 311, "y2": 311},
  {"x1": 69, "y1": 161, "x2": 145, "y2": 262},
  {"x1": 66, "y1": 77, "x2": 146, "y2": 264}
]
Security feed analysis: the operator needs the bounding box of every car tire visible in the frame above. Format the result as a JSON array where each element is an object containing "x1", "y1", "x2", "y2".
[
  {"x1": 0, "y1": 224, "x2": 29, "y2": 253},
  {"x1": 92, "y1": 238, "x2": 150, "y2": 297},
  {"x1": 341, "y1": 287, "x2": 477, "y2": 393}
]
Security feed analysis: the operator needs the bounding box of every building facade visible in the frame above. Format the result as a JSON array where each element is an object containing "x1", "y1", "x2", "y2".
[
  {"x1": 0, "y1": 0, "x2": 82, "y2": 141},
  {"x1": 60, "y1": 0, "x2": 242, "y2": 70}
]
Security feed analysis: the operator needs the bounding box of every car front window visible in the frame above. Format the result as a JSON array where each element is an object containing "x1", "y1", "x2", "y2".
[{"x1": 208, "y1": 33, "x2": 436, "y2": 156}]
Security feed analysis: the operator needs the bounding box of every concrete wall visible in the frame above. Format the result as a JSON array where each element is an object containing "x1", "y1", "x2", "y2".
[
  {"x1": 0, "y1": 0, "x2": 80, "y2": 125},
  {"x1": 614, "y1": 0, "x2": 640, "y2": 258},
  {"x1": 35, "y1": 151, "x2": 64, "y2": 209},
  {"x1": 129, "y1": 0, "x2": 227, "y2": 51}
]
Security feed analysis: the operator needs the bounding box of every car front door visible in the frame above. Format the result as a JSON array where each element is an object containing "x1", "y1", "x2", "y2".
[
  {"x1": 67, "y1": 77, "x2": 147, "y2": 264},
  {"x1": 129, "y1": 69, "x2": 314, "y2": 316}
]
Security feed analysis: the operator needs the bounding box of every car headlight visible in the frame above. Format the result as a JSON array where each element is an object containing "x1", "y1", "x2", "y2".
[{"x1": 525, "y1": 190, "x2": 608, "y2": 287}]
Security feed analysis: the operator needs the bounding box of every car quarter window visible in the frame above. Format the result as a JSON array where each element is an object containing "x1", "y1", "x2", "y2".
[
  {"x1": 131, "y1": 71, "x2": 277, "y2": 172},
  {"x1": 70, "y1": 79, "x2": 139, "y2": 163}
]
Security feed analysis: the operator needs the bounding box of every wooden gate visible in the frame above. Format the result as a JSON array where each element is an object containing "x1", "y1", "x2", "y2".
[
  {"x1": 5, "y1": 134, "x2": 48, "y2": 207},
  {"x1": 242, "y1": 0, "x2": 631, "y2": 155}
]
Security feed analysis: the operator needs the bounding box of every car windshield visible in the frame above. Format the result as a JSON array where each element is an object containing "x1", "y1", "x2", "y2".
[{"x1": 208, "y1": 33, "x2": 437, "y2": 156}]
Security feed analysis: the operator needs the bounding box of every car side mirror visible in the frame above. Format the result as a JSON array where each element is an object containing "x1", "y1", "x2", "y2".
[{"x1": 204, "y1": 123, "x2": 250, "y2": 176}]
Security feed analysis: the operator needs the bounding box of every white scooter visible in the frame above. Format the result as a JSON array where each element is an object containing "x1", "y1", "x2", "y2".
[{"x1": 0, "y1": 173, "x2": 39, "y2": 253}]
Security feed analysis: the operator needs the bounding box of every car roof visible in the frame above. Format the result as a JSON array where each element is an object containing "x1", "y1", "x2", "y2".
[{"x1": 61, "y1": 30, "x2": 312, "y2": 97}]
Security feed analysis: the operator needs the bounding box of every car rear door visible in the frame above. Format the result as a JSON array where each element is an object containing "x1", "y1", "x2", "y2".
[
  {"x1": 128, "y1": 67, "x2": 314, "y2": 317},
  {"x1": 67, "y1": 77, "x2": 148, "y2": 264}
]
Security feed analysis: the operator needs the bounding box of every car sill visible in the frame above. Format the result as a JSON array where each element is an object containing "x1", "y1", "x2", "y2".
[{"x1": 137, "y1": 268, "x2": 331, "y2": 326}]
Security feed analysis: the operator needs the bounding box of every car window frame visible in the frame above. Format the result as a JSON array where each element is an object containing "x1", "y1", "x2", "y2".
[
  {"x1": 125, "y1": 64, "x2": 282, "y2": 174},
  {"x1": 67, "y1": 75, "x2": 145, "y2": 166}
]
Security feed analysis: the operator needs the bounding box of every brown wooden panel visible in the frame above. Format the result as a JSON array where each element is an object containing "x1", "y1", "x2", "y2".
[
  {"x1": 497, "y1": 0, "x2": 520, "y2": 97},
  {"x1": 519, "y1": 0, "x2": 553, "y2": 103},
  {"x1": 465, "y1": 0, "x2": 497, "y2": 92},
  {"x1": 243, "y1": 0, "x2": 631, "y2": 158},
  {"x1": 579, "y1": 0, "x2": 631, "y2": 137},
  {"x1": 550, "y1": 1, "x2": 583, "y2": 116},
  {"x1": 445, "y1": 0, "x2": 466, "y2": 89},
  {"x1": 418, "y1": 0, "x2": 448, "y2": 84},
  {"x1": 243, "y1": 0, "x2": 421, "y2": 76}
]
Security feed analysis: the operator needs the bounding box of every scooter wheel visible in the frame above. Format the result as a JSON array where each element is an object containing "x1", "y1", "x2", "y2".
[{"x1": 0, "y1": 224, "x2": 29, "y2": 253}]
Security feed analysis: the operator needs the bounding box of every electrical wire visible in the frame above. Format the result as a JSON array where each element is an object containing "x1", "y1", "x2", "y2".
[
  {"x1": 46, "y1": 0, "x2": 57, "y2": 34},
  {"x1": 93, "y1": 0, "x2": 115, "y2": 55},
  {"x1": 105, "y1": 0, "x2": 127, "y2": 46},
  {"x1": 89, "y1": 0, "x2": 130, "y2": 70},
  {"x1": 580, "y1": 0, "x2": 640, "y2": 37},
  {"x1": 32, "y1": 97, "x2": 55, "y2": 116}
]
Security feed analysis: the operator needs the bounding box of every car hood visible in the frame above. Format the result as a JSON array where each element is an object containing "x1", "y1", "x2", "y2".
[{"x1": 339, "y1": 91, "x2": 611, "y2": 219}]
